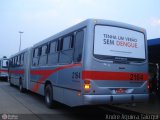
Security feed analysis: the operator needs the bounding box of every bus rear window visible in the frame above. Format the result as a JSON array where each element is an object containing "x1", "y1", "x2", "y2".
[
  {"x1": 2, "y1": 59, "x2": 8, "y2": 68},
  {"x1": 94, "y1": 25, "x2": 146, "y2": 62}
]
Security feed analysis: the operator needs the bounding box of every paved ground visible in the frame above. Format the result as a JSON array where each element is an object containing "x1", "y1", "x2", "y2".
[
  {"x1": 0, "y1": 81, "x2": 109, "y2": 120},
  {"x1": 0, "y1": 81, "x2": 160, "y2": 120},
  {"x1": 118, "y1": 93, "x2": 160, "y2": 115}
]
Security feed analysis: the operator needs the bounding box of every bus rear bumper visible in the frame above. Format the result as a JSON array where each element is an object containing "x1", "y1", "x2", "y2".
[{"x1": 83, "y1": 94, "x2": 149, "y2": 105}]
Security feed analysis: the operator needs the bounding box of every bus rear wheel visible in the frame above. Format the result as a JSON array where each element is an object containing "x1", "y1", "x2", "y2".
[{"x1": 45, "y1": 84, "x2": 54, "y2": 108}]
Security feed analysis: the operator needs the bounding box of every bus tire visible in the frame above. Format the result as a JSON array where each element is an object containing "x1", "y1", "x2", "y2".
[
  {"x1": 45, "y1": 84, "x2": 54, "y2": 108},
  {"x1": 19, "y1": 79, "x2": 24, "y2": 93}
]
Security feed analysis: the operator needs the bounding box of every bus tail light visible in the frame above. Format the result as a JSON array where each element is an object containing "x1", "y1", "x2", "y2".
[
  {"x1": 84, "y1": 84, "x2": 90, "y2": 89},
  {"x1": 84, "y1": 80, "x2": 91, "y2": 91}
]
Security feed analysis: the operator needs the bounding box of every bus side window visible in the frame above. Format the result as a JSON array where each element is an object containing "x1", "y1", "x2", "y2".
[
  {"x1": 13, "y1": 57, "x2": 16, "y2": 67},
  {"x1": 50, "y1": 41, "x2": 57, "y2": 53},
  {"x1": 12, "y1": 58, "x2": 14, "y2": 67},
  {"x1": 59, "y1": 35, "x2": 74, "y2": 64},
  {"x1": 38, "y1": 47, "x2": 42, "y2": 56},
  {"x1": 9, "y1": 59, "x2": 12, "y2": 67},
  {"x1": 15, "y1": 57, "x2": 17, "y2": 67},
  {"x1": 20, "y1": 53, "x2": 24, "y2": 66},
  {"x1": 48, "y1": 41, "x2": 58, "y2": 65},
  {"x1": 62, "y1": 36, "x2": 71, "y2": 50},
  {"x1": 17, "y1": 55, "x2": 20, "y2": 66},
  {"x1": 57, "y1": 39, "x2": 63, "y2": 51},
  {"x1": 70, "y1": 35, "x2": 74, "y2": 49},
  {"x1": 39, "y1": 44, "x2": 48, "y2": 66},
  {"x1": 73, "y1": 30, "x2": 84, "y2": 63},
  {"x1": 15, "y1": 56, "x2": 18, "y2": 67},
  {"x1": 32, "y1": 48, "x2": 39, "y2": 66}
]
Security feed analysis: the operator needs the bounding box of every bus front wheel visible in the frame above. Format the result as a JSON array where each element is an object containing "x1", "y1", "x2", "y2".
[{"x1": 45, "y1": 84, "x2": 54, "y2": 108}]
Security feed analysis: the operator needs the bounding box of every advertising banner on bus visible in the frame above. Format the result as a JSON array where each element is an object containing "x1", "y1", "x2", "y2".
[{"x1": 94, "y1": 25, "x2": 145, "y2": 59}]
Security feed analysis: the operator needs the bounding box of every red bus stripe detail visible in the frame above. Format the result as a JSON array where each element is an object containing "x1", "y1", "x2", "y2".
[
  {"x1": 0, "y1": 70, "x2": 8, "y2": 73},
  {"x1": 31, "y1": 63, "x2": 81, "y2": 92},
  {"x1": 82, "y1": 71, "x2": 148, "y2": 81},
  {"x1": 9, "y1": 70, "x2": 24, "y2": 74}
]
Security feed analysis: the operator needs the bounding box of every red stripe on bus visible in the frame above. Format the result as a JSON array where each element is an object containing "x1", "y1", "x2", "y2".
[
  {"x1": 0, "y1": 70, "x2": 7, "y2": 72},
  {"x1": 9, "y1": 70, "x2": 24, "y2": 74},
  {"x1": 82, "y1": 71, "x2": 148, "y2": 81},
  {"x1": 31, "y1": 63, "x2": 81, "y2": 92}
]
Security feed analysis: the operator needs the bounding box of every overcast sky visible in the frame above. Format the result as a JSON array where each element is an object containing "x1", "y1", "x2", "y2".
[{"x1": 1, "y1": 0, "x2": 160, "y2": 58}]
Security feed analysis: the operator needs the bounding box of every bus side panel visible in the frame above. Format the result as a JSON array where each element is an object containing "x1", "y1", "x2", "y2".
[
  {"x1": 55, "y1": 66, "x2": 83, "y2": 106},
  {"x1": 23, "y1": 51, "x2": 29, "y2": 89},
  {"x1": 29, "y1": 75, "x2": 45, "y2": 96},
  {"x1": 30, "y1": 81, "x2": 45, "y2": 96},
  {"x1": 53, "y1": 86, "x2": 64, "y2": 103},
  {"x1": 29, "y1": 66, "x2": 58, "y2": 96},
  {"x1": 63, "y1": 89, "x2": 83, "y2": 106},
  {"x1": 11, "y1": 68, "x2": 19, "y2": 86},
  {"x1": 25, "y1": 49, "x2": 31, "y2": 90}
]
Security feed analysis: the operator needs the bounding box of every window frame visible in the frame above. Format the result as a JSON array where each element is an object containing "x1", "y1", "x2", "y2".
[
  {"x1": 58, "y1": 34, "x2": 75, "y2": 64},
  {"x1": 73, "y1": 30, "x2": 84, "y2": 63},
  {"x1": 20, "y1": 53, "x2": 24, "y2": 66},
  {"x1": 49, "y1": 41, "x2": 57, "y2": 54},
  {"x1": 31, "y1": 27, "x2": 85, "y2": 66}
]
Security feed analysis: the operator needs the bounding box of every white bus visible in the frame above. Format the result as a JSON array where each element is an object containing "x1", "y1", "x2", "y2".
[
  {"x1": 0, "y1": 57, "x2": 9, "y2": 81},
  {"x1": 9, "y1": 19, "x2": 149, "y2": 108}
]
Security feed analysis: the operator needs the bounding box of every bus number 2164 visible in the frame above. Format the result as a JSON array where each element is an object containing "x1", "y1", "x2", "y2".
[{"x1": 130, "y1": 73, "x2": 143, "y2": 81}]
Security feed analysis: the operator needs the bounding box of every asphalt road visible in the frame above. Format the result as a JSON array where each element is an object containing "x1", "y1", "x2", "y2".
[
  {"x1": 0, "y1": 81, "x2": 110, "y2": 120},
  {"x1": 1, "y1": 80, "x2": 159, "y2": 120}
]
